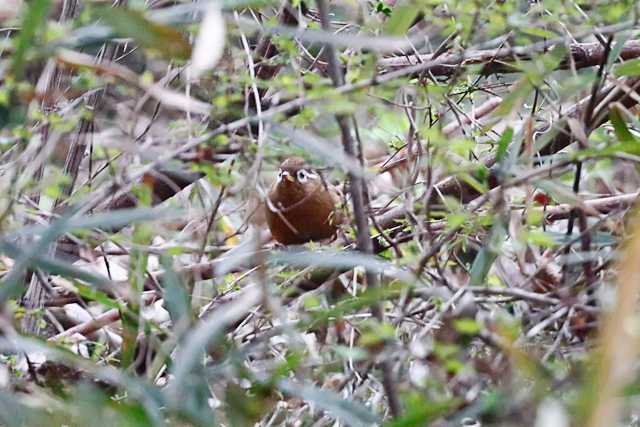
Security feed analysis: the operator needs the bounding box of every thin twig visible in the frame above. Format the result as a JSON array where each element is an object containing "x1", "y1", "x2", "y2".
[{"x1": 316, "y1": 0, "x2": 400, "y2": 417}]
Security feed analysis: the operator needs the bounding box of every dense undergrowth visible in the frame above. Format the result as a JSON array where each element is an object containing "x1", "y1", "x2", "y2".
[{"x1": 1, "y1": 0, "x2": 640, "y2": 426}]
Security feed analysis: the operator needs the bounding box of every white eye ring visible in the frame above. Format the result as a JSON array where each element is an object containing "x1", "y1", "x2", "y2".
[
  {"x1": 297, "y1": 169, "x2": 309, "y2": 183},
  {"x1": 277, "y1": 169, "x2": 284, "y2": 182}
]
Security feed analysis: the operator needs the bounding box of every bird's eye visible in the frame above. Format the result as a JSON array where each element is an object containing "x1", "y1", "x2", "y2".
[
  {"x1": 277, "y1": 169, "x2": 283, "y2": 181},
  {"x1": 296, "y1": 169, "x2": 309, "y2": 183}
]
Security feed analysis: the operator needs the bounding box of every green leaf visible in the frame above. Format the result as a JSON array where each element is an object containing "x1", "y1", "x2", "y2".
[
  {"x1": 94, "y1": 6, "x2": 191, "y2": 60},
  {"x1": 615, "y1": 58, "x2": 640, "y2": 77},
  {"x1": 160, "y1": 255, "x2": 193, "y2": 326},
  {"x1": 0, "y1": 240, "x2": 112, "y2": 302},
  {"x1": 469, "y1": 221, "x2": 506, "y2": 286},
  {"x1": 623, "y1": 381, "x2": 640, "y2": 396},
  {"x1": 334, "y1": 345, "x2": 368, "y2": 361},
  {"x1": 11, "y1": 0, "x2": 52, "y2": 76},
  {"x1": 495, "y1": 127, "x2": 513, "y2": 163},
  {"x1": 121, "y1": 222, "x2": 152, "y2": 368},
  {"x1": 0, "y1": 207, "x2": 178, "y2": 303},
  {"x1": 523, "y1": 230, "x2": 557, "y2": 248},
  {"x1": 0, "y1": 390, "x2": 52, "y2": 427},
  {"x1": 376, "y1": 1, "x2": 393, "y2": 16},
  {"x1": 453, "y1": 318, "x2": 481, "y2": 335},
  {"x1": 446, "y1": 212, "x2": 467, "y2": 230},
  {"x1": 75, "y1": 285, "x2": 123, "y2": 310},
  {"x1": 609, "y1": 107, "x2": 637, "y2": 143},
  {"x1": 270, "y1": 249, "x2": 414, "y2": 283},
  {"x1": 494, "y1": 78, "x2": 532, "y2": 118},
  {"x1": 11, "y1": 207, "x2": 181, "y2": 240},
  {"x1": 458, "y1": 172, "x2": 487, "y2": 196},
  {"x1": 519, "y1": 26, "x2": 558, "y2": 39},
  {"x1": 384, "y1": 5, "x2": 419, "y2": 36},
  {"x1": 383, "y1": 397, "x2": 459, "y2": 427},
  {"x1": 0, "y1": 336, "x2": 166, "y2": 425},
  {"x1": 359, "y1": 320, "x2": 396, "y2": 347},
  {"x1": 278, "y1": 379, "x2": 379, "y2": 427},
  {"x1": 469, "y1": 247, "x2": 497, "y2": 286},
  {"x1": 608, "y1": 34, "x2": 634, "y2": 69},
  {"x1": 167, "y1": 286, "x2": 262, "y2": 408}
]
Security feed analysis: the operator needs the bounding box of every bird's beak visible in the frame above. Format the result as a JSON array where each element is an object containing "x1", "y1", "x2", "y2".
[{"x1": 285, "y1": 174, "x2": 295, "y2": 182}]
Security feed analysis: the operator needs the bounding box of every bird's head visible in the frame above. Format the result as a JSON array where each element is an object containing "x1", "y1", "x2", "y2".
[{"x1": 275, "y1": 157, "x2": 320, "y2": 194}]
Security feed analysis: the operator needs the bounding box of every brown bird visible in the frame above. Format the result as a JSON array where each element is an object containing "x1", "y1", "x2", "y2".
[{"x1": 266, "y1": 157, "x2": 344, "y2": 245}]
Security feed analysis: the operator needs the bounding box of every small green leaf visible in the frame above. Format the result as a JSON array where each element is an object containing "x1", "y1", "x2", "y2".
[
  {"x1": 615, "y1": 58, "x2": 640, "y2": 77},
  {"x1": 519, "y1": 26, "x2": 558, "y2": 39},
  {"x1": 278, "y1": 379, "x2": 379, "y2": 427},
  {"x1": 496, "y1": 127, "x2": 513, "y2": 163},
  {"x1": 12, "y1": 0, "x2": 52, "y2": 76},
  {"x1": 523, "y1": 229, "x2": 557, "y2": 247},
  {"x1": 446, "y1": 213, "x2": 467, "y2": 230},
  {"x1": 494, "y1": 78, "x2": 533, "y2": 117},
  {"x1": 383, "y1": 396, "x2": 460, "y2": 427},
  {"x1": 469, "y1": 221, "x2": 506, "y2": 286},
  {"x1": 94, "y1": 6, "x2": 191, "y2": 60},
  {"x1": 453, "y1": 318, "x2": 480, "y2": 335},
  {"x1": 160, "y1": 255, "x2": 193, "y2": 325},
  {"x1": 609, "y1": 107, "x2": 637, "y2": 143},
  {"x1": 384, "y1": 5, "x2": 419, "y2": 36},
  {"x1": 376, "y1": 1, "x2": 393, "y2": 16},
  {"x1": 334, "y1": 345, "x2": 368, "y2": 361},
  {"x1": 359, "y1": 321, "x2": 396, "y2": 347}
]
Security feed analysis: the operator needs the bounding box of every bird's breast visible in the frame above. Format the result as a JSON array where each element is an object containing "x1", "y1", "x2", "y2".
[{"x1": 266, "y1": 184, "x2": 340, "y2": 245}]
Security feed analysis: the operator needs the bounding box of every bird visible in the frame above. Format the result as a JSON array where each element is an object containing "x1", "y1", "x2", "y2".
[{"x1": 266, "y1": 157, "x2": 344, "y2": 245}]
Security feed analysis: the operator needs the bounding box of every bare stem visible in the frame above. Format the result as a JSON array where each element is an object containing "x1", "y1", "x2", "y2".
[{"x1": 316, "y1": 0, "x2": 400, "y2": 418}]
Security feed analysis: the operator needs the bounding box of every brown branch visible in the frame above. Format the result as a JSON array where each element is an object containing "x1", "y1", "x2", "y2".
[
  {"x1": 540, "y1": 77, "x2": 640, "y2": 156},
  {"x1": 50, "y1": 292, "x2": 157, "y2": 341},
  {"x1": 377, "y1": 40, "x2": 640, "y2": 77},
  {"x1": 543, "y1": 192, "x2": 639, "y2": 222},
  {"x1": 106, "y1": 168, "x2": 205, "y2": 211}
]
